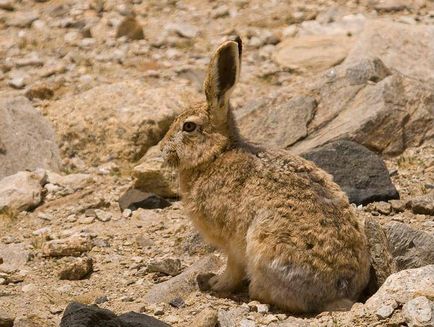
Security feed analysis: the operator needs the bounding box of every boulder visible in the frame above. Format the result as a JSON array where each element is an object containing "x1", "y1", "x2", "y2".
[
  {"x1": 344, "y1": 20, "x2": 434, "y2": 83},
  {"x1": 302, "y1": 140, "x2": 399, "y2": 205},
  {"x1": 385, "y1": 222, "x2": 434, "y2": 271},
  {"x1": 44, "y1": 81, "x2": 198, "y2": 164},
  {"x1": 0, "y1": 170, "x2": 47, "y2": 212},
  {"x1": 238, "y1": 96, "x2": 317, "y2": 148},
  {"x1": 238, "y1": 56, "x2": 433, "y2": 156},
  {"x1": 133, "y1": 145, "x2": 178, "y2": 198},
  {"x1": 363, "y1": 265, "x2": 434, "y2": 314},
  {"x1": 0, "y1": 96, "x2": 60, "y2": 179},
  {"x1": 60, "y1": 302, "x2": 170, "y2": 327}
]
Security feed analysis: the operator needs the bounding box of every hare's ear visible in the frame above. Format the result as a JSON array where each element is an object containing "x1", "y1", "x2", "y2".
[{"x1": 204, "y1": 36, "x2": 242, "y2": 123}]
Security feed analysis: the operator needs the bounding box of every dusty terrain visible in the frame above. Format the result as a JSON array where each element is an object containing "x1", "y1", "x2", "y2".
[{"x1": 0, "y1": 0, "x2": 434, "y2": 326}]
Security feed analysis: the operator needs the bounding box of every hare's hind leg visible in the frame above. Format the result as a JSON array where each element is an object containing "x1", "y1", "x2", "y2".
[{"x1": 247, "y1": 259, "x2": 319, "y2": 313}]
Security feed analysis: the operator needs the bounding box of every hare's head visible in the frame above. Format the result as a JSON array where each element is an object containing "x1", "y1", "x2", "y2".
[{"x1": 161, "y1": 37, "x2": 242, "y2": 169}]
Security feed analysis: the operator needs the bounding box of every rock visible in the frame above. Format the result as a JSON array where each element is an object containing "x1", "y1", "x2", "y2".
[
  {"x1": 45, "y1": 81, "x2": 198, "y2": 164},
  {"x1": 8, "y1": 76, "x2": 26, "y2": 89},
  {"x1": 302, "y1": 140, "x2": 399, "y2": 205},
  {"x1": 364, "y1": 265, "x2": 434, "y2": 314},
  {"x1": 60, "y1": 302, "x2": 170, "y2": 327},
  {"x1": 169, "y1": 297, "x2": 185, "y2": 308},
  {"x1": 144, "y1": 255, "x2": 222, "y2": 304},
  {"x1": 0, "y1": 243, "x2": 30, "y2": 273},
  {"x1": 0, "y1": 96, "x2": 61, "y2": 179},
  {"x1": 24, "y1": 84, "x2": 54, "y2": 100},
  {"x1": 0, "y1": 0, "x2": 14, "y2": 11},
  {"x1": 402, "y1": 296, "x2": 434, "y2": 327},
  {"x1": 59, "y1": 257, "x2": 93, "y2": 280},
  {"x1": 240, "y1": 55, "x2": 433, "y2": 156},
  {"x1": 46, "y1": 172, "x2": 92, "y2": 191},
  {"x1": 122, "y1": 209, "x2": 132, "y2": 218},
  {"x1": 0, "y1": 313, "x2": 14, "y2": 327},
  {"x1": 211, "y1": 5, "x2": 230, "y2": 19},
  {"x1": 408, "y1": 191, "x2": 434, "y2": 215},
  {"x1": 268, "y1": 317, "x2": 311, "y2": 327},
  {"x1": 94, "y1": 209, "x2": 112, "y2": 222},
  {"x1": 373, "y1": 0, "x2": 408, "y2": 12},
  {"x1": 376, "y1": 303, "x2": 396, "y2": 319},
  {"x1": 256, "y1": 304, "x2": 270, "y2": 314},
  {"x1": 119, "y1": 189, "x2": 171, "y2": 211},
  {"x1": 192, "y1": 307, "x2": 218, "y2": 327},
  {"x1": 147, "y1": 258, "x2": 182, "y2": 276},
  {"x1": 13, "y1": 314, "x2": 47, "y2": 327},
  {"x1": 6, "y1": 11, "x2": 38, "y2": 28},
  {"x1": 166, "y1": 22, "x2": 198, "y2": 38},
  {"x1": 385, "y1": 222, "x2": 434, "y2": 270},
  {"x1": 22, "y1": 283, "x2": 36, "y2": 293},
  {"x1": 273, "y1": 35, "x2": 354, "y2": 73},
  {"x1": 366, "y1": 201, "x2": 392, "y2": 215},
  {"x1": 237, "y1": 96, "x2": 317, "y2": 148},
  {"x1": 14, "y1": 53, "x2": 44, "y2": 68},
  {"x1": 299, "y1": 13, "x2": 366, "y2": 37},
  {"x1": 0, "y1": 170, "x2": 46, "y2": 212},
  {"x1": 390, "y1": 199, "x2": 406, "y2": 213},
  {"x1": 42, "y1": 233, "x2": 94, "y2": 257},
  {"x1": 133, "y1": 145, "x2": 179, "y2": 198},
  {"x1": 344, "y1": 20, "x2": 434, "y2": 82},
  {"x1": 218, "y1": 307, "x2": 249, "y2": 327},
  {"x1": 240, "y1": 319, "x2": 255, "y2": 327},
  {"x1": 116, "y1": 16, "x2": 144, "y2": 40},
  {"x1": 183, "y1": 232, "x2": 215, "y2": 256},
  {"x1": 364, "y1": 216, "x2": 396, "y2": 291}
]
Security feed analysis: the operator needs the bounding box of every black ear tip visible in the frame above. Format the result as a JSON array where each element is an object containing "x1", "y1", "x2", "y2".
[{"x1": 231, "y1": 35, "x2": 242, "y2": 58}]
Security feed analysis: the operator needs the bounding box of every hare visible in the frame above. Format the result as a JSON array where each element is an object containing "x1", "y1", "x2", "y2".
[{"x1": 160, "y1": 37, "x2": 370, "y2": 313}]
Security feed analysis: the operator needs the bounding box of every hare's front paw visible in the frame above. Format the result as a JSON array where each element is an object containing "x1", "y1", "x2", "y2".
[{"x1": 209, "y1": 273, "x2": 238, "y2": 293}]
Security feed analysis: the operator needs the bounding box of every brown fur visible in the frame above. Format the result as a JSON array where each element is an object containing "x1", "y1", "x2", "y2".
[{"x1": 160, "y1": 37, "x2": 370, "y2": 313}]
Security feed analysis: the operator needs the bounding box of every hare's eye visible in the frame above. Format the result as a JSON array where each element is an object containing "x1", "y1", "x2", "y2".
[{"x1": 182, "y1": 121, "x2": 197, "y2": 133}]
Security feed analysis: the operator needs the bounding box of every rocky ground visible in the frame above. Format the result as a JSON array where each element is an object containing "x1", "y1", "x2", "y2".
[{"x1": 0, "y1": 0, "x2": 434, "y2": 326}]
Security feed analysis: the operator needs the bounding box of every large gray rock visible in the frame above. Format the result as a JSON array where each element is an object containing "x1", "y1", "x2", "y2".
[
  {"x1": 385, "y1": 222, "x2": 434, "y2": 271},
  {"x1": 45, "y1": 81, "x2": 198, "y2": 164},
  {"x1": 0, "y1": 170, "x2": 46, "y2": 212},
  {"x1": 238, "y1": 56, "x2": 433, "y2": 156},
  {"x1": 302, "y1": 140, "x2": 399, "y2": 205},
  {"x1": 237, "y1": 96, "x2": 317, "y2": 148},
  {"x1": 0, "y1": 96, "x2": 60, "y2": 179},
  {"x1": 344, "y1": 20, "x2": 434, "y2": 83}
]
